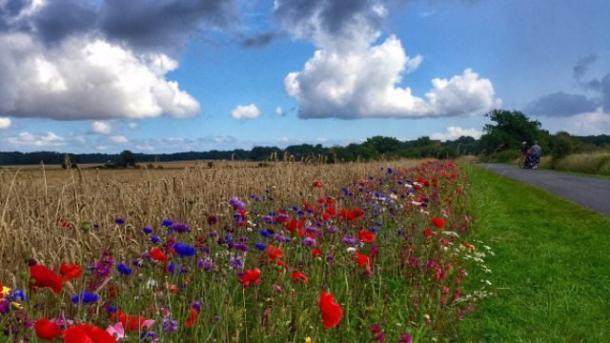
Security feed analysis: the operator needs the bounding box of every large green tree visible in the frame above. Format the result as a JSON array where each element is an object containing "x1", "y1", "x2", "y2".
[{"x1": 479, "y1": 109, "x2": 547, "y2": 154}]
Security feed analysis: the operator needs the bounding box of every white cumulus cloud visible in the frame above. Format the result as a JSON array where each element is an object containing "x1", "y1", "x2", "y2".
[
  {"x1": 231, "y1": 104, "x2": 261, "y2": 119},
  {"x1": 90, "y1": 121, "x2": 112, "y2": 135},
  {"x1": 4, "y1": 131, "x2": 65, "y2": 147},
  {"x1": 285, "y1": 35, "x2": 501, "y2": 119},
  {"x1": 0, "y1": 33, "x2": 200, "y2": 120},
  {"x1": 109, "y1": 135, "x2": 129, "y2": 144},
  {"x1": 430, "y1": 126, "x2": 483, "y2": 141},
  {"x1": 275, "y1": 106, "x2": 285, "y2": 116},
  {"x1": 0, "y1": 117, "x2": 11, "y2": 129},
  {"x1": 281, "y1": 0, "x2": 500, "y2": 120}
]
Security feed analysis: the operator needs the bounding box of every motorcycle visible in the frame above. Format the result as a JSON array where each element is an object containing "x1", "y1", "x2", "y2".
[{"x1": 521, "y1": 154, "x2": 540, "y2": 169}]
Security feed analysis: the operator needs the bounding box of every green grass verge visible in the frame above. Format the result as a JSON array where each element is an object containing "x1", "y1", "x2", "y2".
[{"x1": 459, "y1": 165, "x2": 610, "y2": 342}]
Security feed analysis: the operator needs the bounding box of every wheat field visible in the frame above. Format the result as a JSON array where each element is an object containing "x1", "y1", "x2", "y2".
[{"x1": 0, "y1": 160, "x2": 420, "y2": 281}]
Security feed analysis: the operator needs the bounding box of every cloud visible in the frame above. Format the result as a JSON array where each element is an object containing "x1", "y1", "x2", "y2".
[
  {"x1": 275, "y1": 106, "x2": 285, "y2": 116},
  {"x1": 525, "y1": 92, "x2": 599, "y2": 117},
  {"x1": 240, "y1": 32, "x2": 276, "y2": 48},
  {"x1": 430, "y1": 126, "x2": 483, "y2": 141},
  {"x1": 0, "y1": 116, "x2": 10, "y2": 128},
  {"x1": 527, "y1": 54, "x2": 610, "y2": 118},
  {"x1": 108, "y1": 135, "x2": 128, "y2": 144},
  {"x1": 90, "y1": 121, "x2": 112, "y2": 135},
  {"x1": 4, "y1": 131, "x2": 65, "y2": 147},
  {"x1": 231, "y1": 104, "x2": 261, "y2": 119},
  {"x1": 99, "y1": 0, "x2": 236, "y2": 53},
  {"x1": 280, "y1": 1, "x2": 499, "y2": 119},
  {"x1": 0, "y1": 33, "x2": 200, "y2": 120},
  {"x1": 127, "y1": 122, "x2": 138, "y2": 130},
  {"x1": 1, "y1": 0, "x2": 236, "y2": 53},
  {"x1": 540, "y1": 111, "x2": 610, "y2": 136},
  {"x1": 285, "y1": 35, "x2": 500, "y2": 119},
  {"x1": 573, "y1": 54, "x2": 596, "y2": 80}
]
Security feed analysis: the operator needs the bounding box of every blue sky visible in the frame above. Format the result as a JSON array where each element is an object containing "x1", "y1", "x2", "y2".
[{"x1": 0, "y1": 0, "x2": 609, "y2": 153}]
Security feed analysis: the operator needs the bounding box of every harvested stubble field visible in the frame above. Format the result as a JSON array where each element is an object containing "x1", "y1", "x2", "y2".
[{"x1": 0, "y1": 159, "x2": 490, "y2": 342}]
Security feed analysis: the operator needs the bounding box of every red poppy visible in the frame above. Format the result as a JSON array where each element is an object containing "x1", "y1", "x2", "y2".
[
  {"x1": 29, "y1": 264, "x2": 63, "y2": 294},
  {"x1": 266, "y1": 245, "x2": 283, "y2": 262},
  {"x1": 114, "y1": 311, "x2": 147, "y2": 332},
  {"x1": 64, "y1": 324, "x2": 117, "y2": 343},
  {"x1": 311, "y1": 248, "x2": 322, "y2": 257},
  {"x1": 239, "y1": 268, "x2": 261, "y2": 287},
  {"x1": 319, "y1": 291, "x2": 343, "y2": 329},
  {"x1": 291, "y1": 271, "x2": 309, "y2": 284},
  {"x1": 358, "y1": 228, "x2": 376, "y2": 243},
  {"x1": 312, "y1": 180, "x2": 323, "y2": 188},
  {"x1": 431, "y1": 217, "x2": 445, "y2": 229},
  {"x1": 354, "y1": 251, "x2": 372, "y2": 273},
  {"x1": 149, "y1": 247, "x2": 168, "y2": 262},
  {"x1": 339, "y1": 208, "x2": 365, "y2": 221},
  {"x1": 184, "y1": 308, "x2": 200, "y2": 329},
  {"x1": 284, "y1": 218, "x2": 305, "y2": 236},
  {"x1": 422, "y1": 228, "x2": 434, "y2": 238},
  {"x1": 34, "y1": 319, "x2": 62, "y2": 341},
  {"x1": 59, "y1": 263, "x2": 82, "y2": 281}
]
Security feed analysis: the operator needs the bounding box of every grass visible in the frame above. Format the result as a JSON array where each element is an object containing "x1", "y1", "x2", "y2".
[
  {"x1": 459, "y1": 165, "x2": 610, "y2": 342},
  {"x1": 551, "y1": 151, "x2": 610, "y2": 177}
]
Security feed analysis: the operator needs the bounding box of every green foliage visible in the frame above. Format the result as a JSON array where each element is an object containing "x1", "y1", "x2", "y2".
[
  {"x1": 479, "y1": 109, "x2": 547, "y2": 154},
  {"x1": 550, "y1": 131, "x2": 575, "y2": 161},
  {"x1": 117, "y1": 150, "x2": 136, "y2": 167}
]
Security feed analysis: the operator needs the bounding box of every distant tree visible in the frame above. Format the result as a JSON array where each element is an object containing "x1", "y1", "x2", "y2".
[
  {"x1": 550, "y1": 132, "x2": 576, "y2": 161},
  {"x1": 479, "y1": 110, "x2": 544, "y2": 154},
  {"x1": 118, "y1": 150, "x2": 136, "y2": 167}
]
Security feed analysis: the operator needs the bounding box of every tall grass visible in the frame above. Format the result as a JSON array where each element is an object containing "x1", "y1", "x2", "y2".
[{"x1": 551, "y1": 150, "x2": 610, "y2": 176}]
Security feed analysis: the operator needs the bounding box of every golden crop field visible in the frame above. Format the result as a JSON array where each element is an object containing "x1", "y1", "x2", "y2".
[{"x1": 0, "y1": 160, "x2": 420, "y2": 281}]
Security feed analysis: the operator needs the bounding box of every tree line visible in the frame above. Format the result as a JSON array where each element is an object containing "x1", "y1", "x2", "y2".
[{"x1": 1, "y1": 110, "x2": 609, "y2": 166}]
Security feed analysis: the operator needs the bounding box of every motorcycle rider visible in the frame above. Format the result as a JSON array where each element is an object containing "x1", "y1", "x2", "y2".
[{"x1": 527, "y1": 141, "x2": 542, "y2": 169}]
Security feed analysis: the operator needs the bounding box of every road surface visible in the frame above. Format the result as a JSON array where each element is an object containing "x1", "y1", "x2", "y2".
[{"x1": 482, "y1": 163, "x2": 610, "y2": 216}]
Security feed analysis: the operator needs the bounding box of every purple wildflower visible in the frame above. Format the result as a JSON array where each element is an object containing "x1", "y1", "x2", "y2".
[
  {"x1": 302, "y1": 237, "x2": 316, "y2": 247},
  {"x1": 170, "y1": 223, "x2": 191, "y2": 233},
  {"x1": 229, "y1": 197, "x2": 246, "y2": 210}
]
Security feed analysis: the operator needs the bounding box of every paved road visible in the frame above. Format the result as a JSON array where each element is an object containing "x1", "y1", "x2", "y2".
[{"x1": 482, "y1": 163, "x2": 610, "y2": 216}]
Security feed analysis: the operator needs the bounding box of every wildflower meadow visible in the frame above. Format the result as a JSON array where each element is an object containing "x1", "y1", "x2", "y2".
[{"x1": 0, "y1": 160, "x2": 492, "y2": 342}]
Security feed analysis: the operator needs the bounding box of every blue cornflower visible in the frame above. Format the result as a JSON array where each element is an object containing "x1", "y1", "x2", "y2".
[
  {"x1": 174, "y1": 242, "x2": 196, "y2": 257},
  {"x1": 71, "y1": 292, "x2": 99, "y2": 304},
  {"x1": 115, "y1": 218, "x2": 125, "y2": 225},
  {"x1": 143, "y1": 226, "x2": 153, "y2": 235},
  {"x1": 167, "y1": 262, "x2": 177, "y2": 273},
  {"x1": 150, "y1": 235, "x2": 161, "y2": 244},
  {"x1": 9, "y1": 289, "x2": 26, "y2": 302},
  {"x1": 259, "y1": 229, "x2": 272, "y2": 238},
  {"x1": 255, "y1": 242, "x2": 267, "y2": 251},
  {"x1": 224, "y1": 234, "x2": 233, "y2": 244},
  {"x1": 116, "y1": 262, "x2": 133, "y2": 276},
  {"x1": 161, "y1": 218, "x2": 173, "y2": 227}
]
